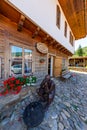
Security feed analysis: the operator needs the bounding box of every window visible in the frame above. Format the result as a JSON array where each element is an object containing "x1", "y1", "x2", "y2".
[
  {"x1": 11, "y1": 46, "x2": 32, "y2": 76},
  {"x1": 64, "y1": 21, "x2": 67, "y2": 37},
  {"x1": 62, "y1": 58, "x2": 68, "y2": 69},
  {"x1": 24, "y1": 49, "x2": 32, "y2": 74},
  {"x1": 69, "y1": 31, "x2": 73, "y2": 46},
  {"x1": 62, "y1": 58, "x2": 66, "y2": 68},
  {"x1": 56, "y1": 5, "x2": 61, "y2": 29}
]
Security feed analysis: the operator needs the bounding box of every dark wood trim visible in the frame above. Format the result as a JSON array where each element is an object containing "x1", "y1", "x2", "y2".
[
  {"x1": 17, "y1": 15, "x2": 25, "y2": 31},
  {"x1": 41, "y1": 34, "x2": 49, "y2": 42},
  {"x1": 32, "y1": 27, "x2": 40, "y2": 38}
]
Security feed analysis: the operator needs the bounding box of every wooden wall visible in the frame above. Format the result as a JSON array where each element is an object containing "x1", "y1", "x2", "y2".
[
  {"x1": 0, "y1": 14, "x2": 69, "y2": 79},
  {"x1": 0, "y1": 14, "x2": 48, "y2": 79}
]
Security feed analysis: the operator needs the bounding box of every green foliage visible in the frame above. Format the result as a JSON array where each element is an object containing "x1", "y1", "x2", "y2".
[
  {"x1": 82, "y1": 47, "x2": 87, "y2": 56},
  {"x1": 77, "y1": 45, "x2": 83, "y2": 56},
  {"x1": 74, "y1": 46, "x2": 87, "y2": 57},
  {"x1": 12, "y1": 52, "x2": 22, "y2": 57}
]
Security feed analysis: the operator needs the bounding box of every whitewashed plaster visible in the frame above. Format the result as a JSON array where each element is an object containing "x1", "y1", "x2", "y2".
[{"x1": 7, "y1": 0, "x2": 75, "y2": 54}]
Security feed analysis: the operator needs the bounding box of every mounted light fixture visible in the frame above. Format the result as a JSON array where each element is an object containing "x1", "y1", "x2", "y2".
[{"x1": 39, "y1": 58, "x2": 45, "y2": 63}]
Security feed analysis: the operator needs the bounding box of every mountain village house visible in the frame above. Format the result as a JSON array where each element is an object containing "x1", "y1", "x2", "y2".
[
  {"x1": 0, "y1": 0, "x2": 86, "y2": 80},
  {"x1": 69, "y1": 56, "x2": 87, "y2": 72}
]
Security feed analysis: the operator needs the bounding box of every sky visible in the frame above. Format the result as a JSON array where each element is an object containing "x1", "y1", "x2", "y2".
[{"x1": 75, "y1": 37, "x2": 87, "y2": 51}]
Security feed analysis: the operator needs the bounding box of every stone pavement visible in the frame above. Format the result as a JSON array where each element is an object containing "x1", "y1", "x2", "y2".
[{"x1": 0, "y1": 71, "x2": 87, "y2": 130}]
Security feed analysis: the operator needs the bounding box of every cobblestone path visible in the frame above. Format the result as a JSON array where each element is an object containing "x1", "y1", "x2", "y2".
[{"x1": 0, "y1": 71, "x2": 87, "y2": 130}]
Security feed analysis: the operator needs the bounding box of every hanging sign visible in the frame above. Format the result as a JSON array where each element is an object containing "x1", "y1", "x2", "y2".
[{"x1": 36, "y1": 42, "x2": 48, "y2": 54}]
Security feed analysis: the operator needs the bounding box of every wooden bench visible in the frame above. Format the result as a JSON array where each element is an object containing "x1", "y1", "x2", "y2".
[{"x1": 61, "y1": 69, "x2": 72, "y2": 79}]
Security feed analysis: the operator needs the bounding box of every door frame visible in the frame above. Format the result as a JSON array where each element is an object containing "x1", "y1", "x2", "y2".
[{"x1": 48, "y1": 53, "x2": 55, "y2": 77}]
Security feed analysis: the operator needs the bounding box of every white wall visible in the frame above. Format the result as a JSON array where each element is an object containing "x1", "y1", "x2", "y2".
[{"x1": 7, "y1": 0, "x2": 75, "y2": 54}]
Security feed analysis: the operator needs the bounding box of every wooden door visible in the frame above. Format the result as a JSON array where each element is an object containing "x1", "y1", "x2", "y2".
[{"x1": 53, "y1": 56, "x2": 62, "y2": 77}]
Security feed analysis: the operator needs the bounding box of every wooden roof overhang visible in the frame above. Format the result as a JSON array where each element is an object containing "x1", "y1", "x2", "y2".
[
  {"x1": 0, "y1": 0, "x2": 73, "y2": 56},
  {"x1": 58, "y1": 0, "x2": 87, "y2": 40},
  {"x1": 69, "y1": 56, "x2": 87, "y2": 60}
]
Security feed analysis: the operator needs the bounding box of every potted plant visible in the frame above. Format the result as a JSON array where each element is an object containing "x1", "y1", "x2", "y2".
[
  {"x1": 0, "y1": 75, "x2": 37, "y2": 96},
  {"x1": 0, "y1": 76, "x2": 26, "y2": 95}
]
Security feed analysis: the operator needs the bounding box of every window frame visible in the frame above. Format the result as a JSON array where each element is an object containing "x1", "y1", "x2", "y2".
[
  {"x1": 69, "y1": 31, "x2": 73, "y2": 46},
  {"x1": 10, "y1": 45, "x2": 32, "y2": 76},
  {"x1": 64, "y1": 21, "x2": 67, "y2": 37},
  {"x1": 56, "y1": 5, "x2": 61, "y2": 29}
]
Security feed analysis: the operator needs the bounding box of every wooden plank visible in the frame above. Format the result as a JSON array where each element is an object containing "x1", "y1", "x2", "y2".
[{"x1": 53, "y1": 56, "x2": 62, "y2": 77}]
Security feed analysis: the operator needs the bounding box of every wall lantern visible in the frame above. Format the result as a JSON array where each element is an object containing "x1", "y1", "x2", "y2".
[{"x1": 39, "y1": 58, "x2": 45, "y2": 63}]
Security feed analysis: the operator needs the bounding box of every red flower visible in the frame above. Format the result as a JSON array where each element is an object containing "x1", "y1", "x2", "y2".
[
  {"x1": 16, "y1": 80, "x2": 20, "y2": 84},
  {"x1": 0, "y1": 75, "x2": 37, "y2": 96},
  {"x1": 0, "y1": 77, "x2": 23, "y2": 95}
]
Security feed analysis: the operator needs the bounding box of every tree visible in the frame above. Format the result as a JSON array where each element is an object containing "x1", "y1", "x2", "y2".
[
  {"x1": 77, "y1": 45, "x2": 83, "y2": 56},
  {"x1": 73, "y1": 46, "x2": 87, "y2": 57}
]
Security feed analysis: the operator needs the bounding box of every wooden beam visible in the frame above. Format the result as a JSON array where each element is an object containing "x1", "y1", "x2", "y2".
[
  {"x1": 32, "y1": 27, "x2": 40, "y2": 38},
  {"x1": 58, "y1": 46, "x2": 64, "y2": 51},
  {"x1": 60, "y1": 48, "x2": 66, "y2": 52},
  {"x1": 41, "y1": 34, "x2": 49, "y2": 42},
  {"x1": 53, "y1": 43, "x2": 60, "y2": 49},
  {"x1": 55, "y1": 43, "x2": 61, "y2": 48},
  {"x1": 48, "y1": 39, "x2": 55, "y2": 46},
  {"x1": 63, "y1": 49, "x2": 68, "y2": 52},
  {"x1": 17, "y1": 15, "x2": 25, "y2": 31}
]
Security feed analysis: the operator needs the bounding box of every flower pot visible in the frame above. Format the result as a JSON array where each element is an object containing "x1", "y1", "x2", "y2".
[{"x1": 0, "y1": 89, "x2": 9, "y2": 96}]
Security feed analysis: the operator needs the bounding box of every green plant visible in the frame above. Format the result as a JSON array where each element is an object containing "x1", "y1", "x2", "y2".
[{"x1": 0, "y1": 76, "x2": 26, "y2": 95}]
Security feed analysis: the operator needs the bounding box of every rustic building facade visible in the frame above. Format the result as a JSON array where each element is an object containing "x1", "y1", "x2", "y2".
[
  {"x1": 0, "y1": 0, "x2": 86, "y2": 80},
  {"x1": 69, "y1": 57, "x2": 87, "y2": 67}
]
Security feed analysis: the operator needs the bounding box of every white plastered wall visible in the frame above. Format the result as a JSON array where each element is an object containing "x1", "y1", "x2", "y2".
[{"x1": 7, "y1": 0, "x2": 75, "y2": 54}]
